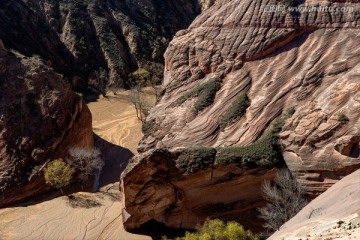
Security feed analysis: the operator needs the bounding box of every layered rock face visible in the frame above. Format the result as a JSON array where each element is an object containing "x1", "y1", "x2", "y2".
[
  {"x1": 0, "y1": 42, "x2": 93, "y2": 207},
  {"x1": 0, "y1": 0, "x2": 205, "y2": 91},
  {"x1": 122, "y1": 0, "x2": 360, "y2": 230},
  {"x1": 121, "y1": 150, "x2": 278, "y2": 231}
]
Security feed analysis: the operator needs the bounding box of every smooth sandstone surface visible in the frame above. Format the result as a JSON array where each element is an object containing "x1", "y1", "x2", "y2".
[{"x1": 269, "y1": 169, "x2": 360, "y2": 240}]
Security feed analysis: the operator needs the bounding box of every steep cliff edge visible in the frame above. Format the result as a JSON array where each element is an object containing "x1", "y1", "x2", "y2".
[
  {"x1": 122, "y1": 0, "x2": 360, "y2": 231},
  {"x1": 0, "y1": 0, "x2": 207, "y2": 91},
  {"x1": 0, "y1": 41, "x2": 93, "y2": 207}
]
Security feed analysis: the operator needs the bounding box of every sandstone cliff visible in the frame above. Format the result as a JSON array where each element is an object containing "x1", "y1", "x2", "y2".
[
  {"x1": 0, "y1": 41, "x2": 93, "y2": 207},
  {"x1": 122, "y1": 0, "x2": 360, "y2": 231},
  {"x1": 121, "y1": 149, "x2": 278, "y2": 231},
  {"x1": 0, "y1": 0, "x2": 207, "y2": 92}
]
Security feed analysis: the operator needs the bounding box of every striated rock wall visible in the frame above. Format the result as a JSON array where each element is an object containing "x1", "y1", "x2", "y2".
[
  {"x1": 122, "y1": 0, "x2": 360, "y2": 230},
  {"x1": 139, "y1": 0, "x2": 360, "y2": 192},
  {"x1": 0, "y1": 43, "x2": 93, "y2": 207},
  {"x1": 0, "y1": 0, "x2": 203, "y2": 91}
]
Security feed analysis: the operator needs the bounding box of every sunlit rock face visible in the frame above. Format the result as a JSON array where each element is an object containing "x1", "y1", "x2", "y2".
[{"x1": 121, "y1": 0, "x2": 360, "y2": 231}]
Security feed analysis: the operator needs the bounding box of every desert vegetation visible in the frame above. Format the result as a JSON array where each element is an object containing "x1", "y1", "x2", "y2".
[
  {"x1": 43, "y1": 148, "x2": 104, "y2": 192},
  {"x1": 258, "y1": 169, "x2": 308, "y2": 232},
  {"x1": 44, "y1": 159, "x2": 73, "y2": 193},
  {"x1": 175, "y1": 77, "x2": 222, "y2": 112},
  {"x1": 176, "y1": 147, "x2": 217, "y2": 174},
  {"x1": 338, "y1": 114, "x2": 349, "y2": 124},
  {"x1": 174, "y1": 117, "x2": 286, "y2": 174},
  {"x1": 128, "y1": 85, "x2": 157, "y2": 124},
  {"x1": 163, "y1": 219, "x2": 259, "y2": 240},
  {"x1": 142, "y1": 119, "x2": 160, "y2": 137},
  {"x1": 68, "y1": 147, "x2": 104, "y2": 183},
  {"x1": 220, "y1": 94, "x2": 250, "y2": 131},
  {"x1": 216, "y1": 118, "x2": 285, "y2": 168}
]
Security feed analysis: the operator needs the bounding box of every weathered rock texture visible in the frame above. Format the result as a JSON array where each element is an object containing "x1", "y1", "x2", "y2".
[
  {"x1": 121, "y1": 149, "x2": 278, "y2": 231},
  {"x1": 122, "y1": 0, "x2": 360, "y2": 231},
  {"x1": 269, "y1": 169, "x2": 360, "y2": 240},
  {"x1": 0, "y1": 0, "x2": 208, "y2": 91},
  {"x1": 0, "y1": 42, "x2": 93, "y2": 207}
]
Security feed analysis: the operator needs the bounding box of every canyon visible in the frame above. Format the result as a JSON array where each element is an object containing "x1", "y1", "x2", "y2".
[{"x1": 0, "y1": 0, "x2": 360, "y2": 238}]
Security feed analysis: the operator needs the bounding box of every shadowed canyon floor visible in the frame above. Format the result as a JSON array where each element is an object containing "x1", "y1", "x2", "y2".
[{"x1": 0, "y1": 91, "x2": 153, "y2": 240}]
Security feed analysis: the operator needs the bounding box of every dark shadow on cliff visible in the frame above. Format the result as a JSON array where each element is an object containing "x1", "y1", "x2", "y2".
[
  {"x1": 131, "y1": 220, "x2": 188, "y2": 240},
  {"x1": 94, "y1": 134, "x2": 134, "y2": 188}
]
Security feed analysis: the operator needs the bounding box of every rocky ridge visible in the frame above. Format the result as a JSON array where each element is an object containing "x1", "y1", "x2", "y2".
[
  {"x1": 0, "y1": 0, "x2": 214, "y2": 92},
  {"x1": 122, "y1": 0, "x2": 360, "y2": 231},
  {"x1": 0, "y1": 41, "x2": 93, "y2": 207}
]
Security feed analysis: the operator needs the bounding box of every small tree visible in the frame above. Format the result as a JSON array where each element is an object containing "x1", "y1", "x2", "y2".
[
  {"x1": 68, "y1": 147, "x2": 104, "y2": 182},
  {"x1": 129, "y1": 86, "x2": 152, "y2": 123},
  {"x1": 44, "y1": 159, "x2": 73, "y2": 193},
  {"x1": 258, "y1": 169, "x2": 307, "y2": 232}
]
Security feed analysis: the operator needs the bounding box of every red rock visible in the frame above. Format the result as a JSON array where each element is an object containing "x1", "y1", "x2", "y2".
[{"x1": 0, "y1": 44, "x2": 93, "y2": 207}]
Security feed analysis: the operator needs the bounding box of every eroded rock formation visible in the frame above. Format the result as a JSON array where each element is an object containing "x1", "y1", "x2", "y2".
[
  {"x1": 122, "y1": 0, "x2": 360, "y2": 230},
  {"x1": 0, "y1": 0, "x2": 205, "y2": 91},
  {"x1": 0, "y1": 42, "x2": 93, "y2": 207},
  {"x1": 121, "y1": 149, "x2": 278, "y2": 231}
]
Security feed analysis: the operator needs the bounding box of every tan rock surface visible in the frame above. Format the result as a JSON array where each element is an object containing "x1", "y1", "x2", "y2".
[{"x1": 269, "y1": 169, "x2": 360, "y2": 240}]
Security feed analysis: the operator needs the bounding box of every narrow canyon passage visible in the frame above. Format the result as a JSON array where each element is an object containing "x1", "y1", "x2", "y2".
[{"x1": 0, "y1": 90, "x2": 152, "y2": 240}]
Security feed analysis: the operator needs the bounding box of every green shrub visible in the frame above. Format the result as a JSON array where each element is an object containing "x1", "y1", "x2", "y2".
[
  {"x1": 44, "y1": 159, "x2": 73, "y2": 192},
  {"x1": 216, "y1": 118, "x2": 285, "y2": 168},
  {"x1": 142, "y1": 119, "x2": 159, "y2": 137},
  {"x1": 174, "y1": 219, "x2": 259, "y2": 240},
  {"x1": 286, "y1": 107, "x2": 296, "y2": 117},
  {"x1": 175, "y1": 77, "x2": 221, "y2": 112},
  {"x1": 220, "y1": 94, "x2": 250, "y2": 130},
  {"x1": 176, "y1": 147, "x2": 217, "y2": 174},
  {"x1": 338, "y1": 114, "x2": 349, "y2": 124},
  {"x1": 194, "y1": 80, "x2": 221, "y2": 112}
]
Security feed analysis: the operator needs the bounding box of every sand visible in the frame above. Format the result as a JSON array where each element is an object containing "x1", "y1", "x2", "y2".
[
  {"x1": 0, "y1": 89, "x2": 156, "y2": 240},
  {"x1": 88, "y1": 89, "x2": 154, "y2": 154}
]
